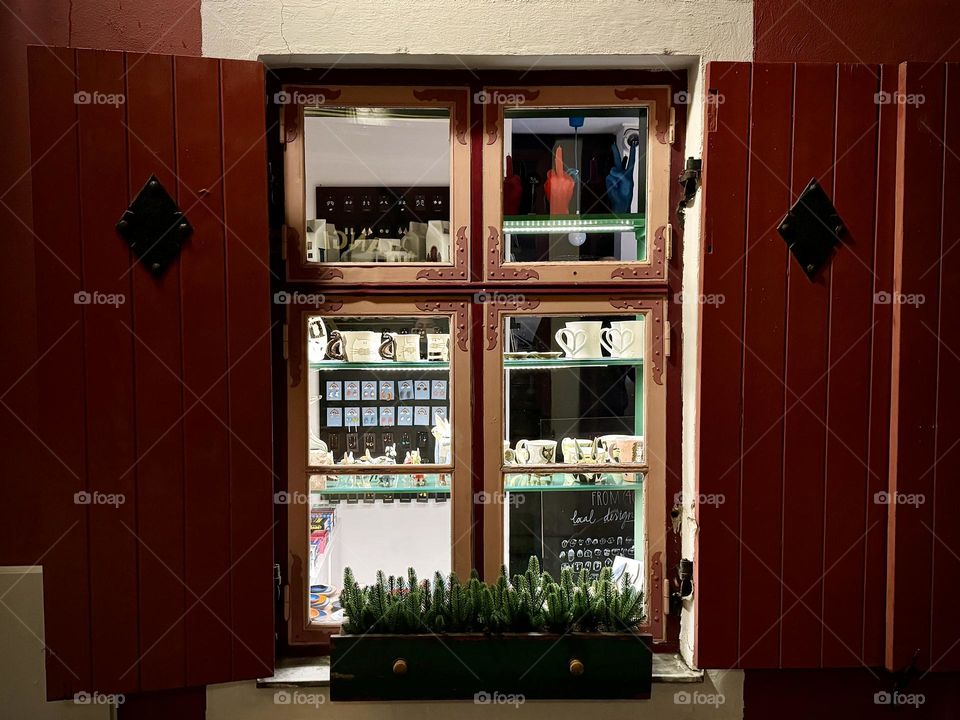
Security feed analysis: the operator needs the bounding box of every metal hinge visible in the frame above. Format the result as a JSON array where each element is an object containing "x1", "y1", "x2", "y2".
[
  {"x1": 664, "y1": 321, "x2": 672, "y2": 358},
  {"x1": 665, "y1": 223, "x2": 673, "y2": 261},
  {"x1": 668, "y1": 106, "x2": 676, "y2": 144}
]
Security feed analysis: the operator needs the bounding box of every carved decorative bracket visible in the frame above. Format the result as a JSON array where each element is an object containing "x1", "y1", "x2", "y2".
[
  {"x1": 485, "y1": 297, "x2": 540, "y2": 350},
  {"x1": 649, "y1": 551, "x2": 663, "y2": 626},
  {"x1": 483, "y1": 89, "x2": 541, "y2": 145},
  {"x1": 288, "y1": 301, "x2": 345, "y2": 389},
  {"x1": 609, "y1": 297, "x2": 664, "y2": 384},
  {"x1": 416, "y1": 226, "x2": 468, "y2": 280},
  {"x1": 416, "y1": 301, "x2": 469, "y2": 352},
  {"x1": 610, "y1": 225, "x2": 666, "y2": 280},
  {"x1": 486, "y1": 226, "x2": 540, "y2": 280},
  {"x1": 413, "y1": 88, "x2": 469, "y2": 145}
]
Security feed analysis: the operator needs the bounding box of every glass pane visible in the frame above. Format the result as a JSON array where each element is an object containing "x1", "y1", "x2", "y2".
[
  {"x1": 502, "y1": 314, "x2": 645, "y2": 466},
  {"x1": 505, "y1": 475, "x2": 644, "y2": 584},
  {"x1": 307, "y1": 314, "x2": 452, "y2": 466},
  {"x1": 502, "y1": 107, "x2": 647, "y2": 263},
  {"x1": 304, "y1": 106, "x2": 451, "y2": 264},
  {"x1": 307, "y1": 472, "x2": 452, "y2": 626}
]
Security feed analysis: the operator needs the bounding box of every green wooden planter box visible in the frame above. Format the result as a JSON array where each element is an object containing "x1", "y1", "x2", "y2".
[{"x1": 330, "y1": 632, "x2": 652, "y2": 701}]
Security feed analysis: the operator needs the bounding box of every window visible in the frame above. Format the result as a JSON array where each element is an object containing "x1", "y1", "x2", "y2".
[{"x1": 282, "y1": 80, "x2": 676, "y2": 647}]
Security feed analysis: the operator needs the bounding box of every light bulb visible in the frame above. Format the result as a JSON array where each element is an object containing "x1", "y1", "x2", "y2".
[{"x1": 568, "y1": 231, "x2": 587, "y2": 247}]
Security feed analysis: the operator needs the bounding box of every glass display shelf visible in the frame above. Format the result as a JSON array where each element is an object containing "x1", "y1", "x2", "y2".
[
  {"x1": 502, "y1": 214, "x2": 645, "y2": 235},
  {"x1": 503, "y1": 356, "x2": 644, "y2": 370},
  {"x1": 504, "y1": 471, "x2": 644, "y2": 492},
  {"x1": 311, "y1": 474, "x2": 451, "y2": 495},
  {"x1": 309, "y1": 360, "x2": 450, "y2": 371}
]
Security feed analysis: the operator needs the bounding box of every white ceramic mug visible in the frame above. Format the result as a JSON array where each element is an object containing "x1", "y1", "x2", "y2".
[
  {"x1": 598, "y1": 434, "x2": 645, "y2": 463},
  {"x1": 516, "y1": 439, "x2": 557, "y2": 464},
  {"x1": 561, "y1": 437, "x2": 595, "y2": 463},
  {"x1": 379, "y1": 333, "x2": 421, "y2": 362},
  {"x1": 427, "y1": 333, "x2": 450, "y2": 361},
  {"x1": 604, "y1": 320, "x2": 644, "y2": 358},
  {"x1": 326, "y1": 330, "x2": 382, "y2": 362},
  {"x1": 555, "y1": 321, "x2": 603, "y2": 359}
]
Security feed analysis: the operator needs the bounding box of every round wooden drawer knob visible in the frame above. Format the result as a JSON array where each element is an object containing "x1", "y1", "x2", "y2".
[
  {"x1": 393, "y1": 658, "x2": 408, "y2": 675},
  {"x1": 569, "y1": 658, "x2": 585, "y2": 676}
]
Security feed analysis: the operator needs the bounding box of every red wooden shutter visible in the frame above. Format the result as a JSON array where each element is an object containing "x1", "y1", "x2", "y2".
[
  {"x1": 27, "y1": 47, "x2": 274, "y2": 699},
  {"x1": 888, "y1": 62, "x2": 960, "y2": 673},
  {"x1": 698, "y1": 62, "x2": 896, "y2": 669}
]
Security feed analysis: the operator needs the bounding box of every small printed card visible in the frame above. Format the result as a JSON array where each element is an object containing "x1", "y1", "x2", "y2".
[
  {"x1": 414, "y1": 380, "x2": 430, "y2": 400},
  {"x1": 379, "y1": 380, "x2": 395, "y2": 401},
  {"x1": 398, "y1": 379, "x2": 414, "y2": 400},
  {"x1": 325, "y1": 381, "x2": 342, "y2": 401},
  {"x1": 362, "y1": 407, "x2": 378, "y2": 427},
  {"x1": 379, "y1": 406, "x2": 395, "y2": 426},
  {"x1": 326, "y1": 407, "x2": 343, "y2": 427},
  {"x1": 431, "y1": 380, "x2": 448, "y2": 400},
  {"x1": 432, "y1": 406, "x2": 448, "y2": 425},
  {"x1": 343, "y1": 380, "x2": 360, "y2": 401},
  {"x1": 414, "y1": 406, "x2": 431, "y2": 426},
  {"x1": 361, "y1": 381, "x2": 377, "y2": 401},
  {"x1": 397, "y1": 406, "x2": 414, "y2": 426},
  {"x1": 344, "y1": 406, "x2": 361, "y2": 428}
]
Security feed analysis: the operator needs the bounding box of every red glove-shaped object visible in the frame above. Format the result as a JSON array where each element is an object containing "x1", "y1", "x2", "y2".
[
  {"x1": 544, "y1": 146, "x2": 574, "y2": 215},
  {"x1": 503, "y1": 154, "x2": 523, "y2": 216}
]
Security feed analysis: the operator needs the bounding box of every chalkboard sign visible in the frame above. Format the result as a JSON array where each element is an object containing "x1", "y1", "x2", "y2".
[{"x1": 509, "y1": 489, "x2": 635, "y2": 580}]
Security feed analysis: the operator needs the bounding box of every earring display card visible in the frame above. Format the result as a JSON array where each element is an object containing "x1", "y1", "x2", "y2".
[
  {"x1": 432, "y1": 406, "x2": 448, "y2": 425},
  {"x1": 327, "y1": 407, "x2": 343, "y2": 427},
  {"x1": 362, "y1": 407, "x2": 378, "y2": 426},
  {"x1": 345, "y1": 407, "x2": 361, "y2": 428},
  {"x1": 326, "y1": 381, "x2": 342, "y2": 401},
  {"x1": 431, "y1": 380, "x2": 448, "y2": 400},
  {"x1": 361, "y1": 381, "x2": 377, "y2": 401},
  {"x1": 379, "y1": 407, "x2": 396, "y2": 426},
  {"x1": 414, "y1": 380, "x2": 430, "y2": 400},
  {"x1": 379, "y1": 380, "x2": 395, "y2": 401},
  {"x1": 398, "y1": 406, "x2": 414, "y2": 426},
  {"x1": 344, "y1": 380, "x2": 360, "y2": 401},
  {"x1": 414, "y1": 406, "x2": 431, "y2": 426},
  {"x1": 398, "y1": 379, "x2": 414, "y2": 400}
]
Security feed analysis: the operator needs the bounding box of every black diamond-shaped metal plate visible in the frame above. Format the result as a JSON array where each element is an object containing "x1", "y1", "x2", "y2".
[
  {"x1": 116, "y1": 175, "x2": 192, "y2": 276},
  {"x1": 777, "y1": 178, "x2": 845, "y2": 280}
]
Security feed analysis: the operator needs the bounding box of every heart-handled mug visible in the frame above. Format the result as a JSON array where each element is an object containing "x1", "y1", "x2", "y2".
[
  {"x1": 555, "y1": 321, "x2": 603, "y2": 359},
  {"x1": 516, "y1": 439, "x2": 557, "y2": 464},
  {"x1": 606, "y1": 320, "x2": 644, "y2": 358},
  {"x1": 600, "y1": 326, "x2": 634, "y2": 357}
]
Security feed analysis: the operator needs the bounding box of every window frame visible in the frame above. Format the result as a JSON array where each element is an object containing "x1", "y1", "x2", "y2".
[
  {"x1": 481, "y1": 85, "x2": 674, "y2": 283},
  {"x1": 281, "y1": 85, "x2": 473, "y2": 285},
  {"x1": 284, "y1": 296, "x2": 474, "y2": 646}
]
